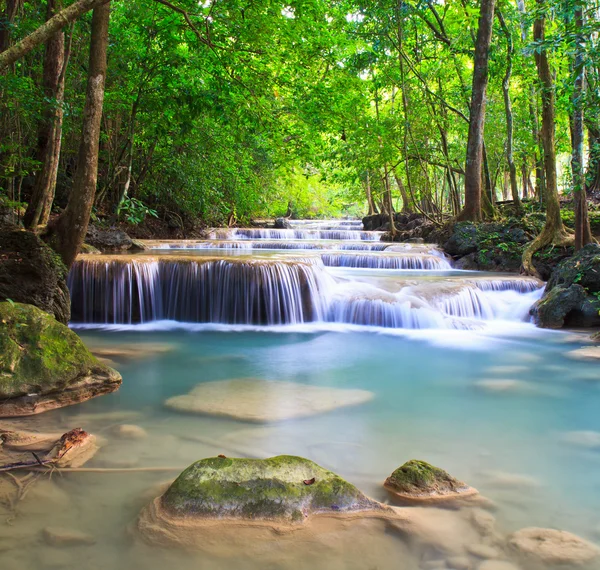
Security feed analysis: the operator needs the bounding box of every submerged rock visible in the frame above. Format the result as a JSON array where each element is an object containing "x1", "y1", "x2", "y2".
[
  {"x1": 567, "y1": 346, "x2": 600, "y2": 361},
  {"x1": 561, "y1": 430, "x2": 600, "y2": 449},
  {"x1": 42, "y1": 527, "x2": 96, "y2": 547},
  {"x1": 0, "y1": 302, "x2": 121, "y2": 417},
  {"x1": 384, "y1": 460, "x2": 478, "y2": 504},
  {"x1": 137, "y1": 455, "x2": 390, "y2": 547},
  {"x1": 110, "y1": 424, "x2": 148, "y2": 440},
  {"x1": 164, "y1": 378, "x2": 374, "y2": 422},
  {"x1": 0, "y1": 228, "x2": 70, "y2": 324},
  {"x1": 508, "y1": 527, "x2": 600, "y2": 566}
]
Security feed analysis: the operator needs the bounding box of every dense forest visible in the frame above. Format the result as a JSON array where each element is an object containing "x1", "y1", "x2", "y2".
[{"x1": 1, "y1": 0, "x2": 600, "y2": 269}]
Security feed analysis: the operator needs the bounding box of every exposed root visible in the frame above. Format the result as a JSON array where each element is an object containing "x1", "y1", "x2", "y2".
[{"x1": 521, "y1": 226, "x2": 574, "y2": 278}]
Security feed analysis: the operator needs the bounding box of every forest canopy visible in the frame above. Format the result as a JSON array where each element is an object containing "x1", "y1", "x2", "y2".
[{"x1": 1, "y1": 0, "x2": 599, "y2": 229}]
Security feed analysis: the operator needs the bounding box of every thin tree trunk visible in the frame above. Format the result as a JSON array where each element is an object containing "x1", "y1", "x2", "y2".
[
  {"x1": 393, "y1": 170, "x2": 411, "y2": 213},
  {"x1": 24, "y1": 0, "x2": 70, "y2": 228},
  {"x1": 571, "y1": 3, "x2": 592, "y2": 249},
  {"x1": 49, "y1": 1, "x2": 110, "y2": 268},
  {"x1": 365, "y1": 171, "x2": 377, "y2": 215},
  {"x1": 0, "y1": 0, "x2": 107, "y2": 71},
  {"x1": 522, "y1": 0, "x2": 572, "y2": 275},
  {"x1": 587, "y1": 125, "x2": 600, "y2": 200},
  {"x1": 498, "y1": 9, "x2": 522, "y2": 214},
  {"x1": 458, "y1": 0, "x2": 496, "y2": 221}
]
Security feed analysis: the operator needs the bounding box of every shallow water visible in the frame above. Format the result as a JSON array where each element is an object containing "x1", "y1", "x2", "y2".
[{"x1": 3, "y1": 221, "x2": 600, "y2": 570}]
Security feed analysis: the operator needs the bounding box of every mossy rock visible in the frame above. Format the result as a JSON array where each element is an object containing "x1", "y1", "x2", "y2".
[
  {"x1": 384, "y1": 460, "x2": 478, "y2": 504},
  {"x1": 154, "y1": 455, "x2": 385, "y2": 523},
  {"x1": 0, "y1": 228, "x2": 70, "y2": 324},
  {"x1": 0, "y1": 302, "x2": 121, "y2": 416}
]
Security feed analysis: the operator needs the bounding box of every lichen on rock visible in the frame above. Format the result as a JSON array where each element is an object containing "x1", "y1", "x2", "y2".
[
  {"x1": 0, "y1": 302, "x2": 121, "y2": 416},
  {"x1": 384, "y1": 460, "x2": 478, "y2": 504}
]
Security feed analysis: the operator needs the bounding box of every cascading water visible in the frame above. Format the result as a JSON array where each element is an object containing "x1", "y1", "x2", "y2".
[
  {"x1": 207, "y1": 228, "x2": 384, "y2": 241},
  {"x1": 320, "y1": 252, "x2": 452, "y2": 270}
]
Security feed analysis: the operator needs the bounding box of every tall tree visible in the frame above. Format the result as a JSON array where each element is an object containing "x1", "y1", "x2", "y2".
[
  {"x1": 23, "y1": 0, "x2": 70, "y2": 228},
  {"x1": 458, "y1": 0, "x2": 496, "y2": 221},
  {"x1": 570, "y1": 0, "x2": 592, "y2": 249},
  {"x1": 522, "y1": 0, "x2": 572, "y2": 275},
  {"x1": 48, "y1": 1, "x2": 110, "y2": 267}
]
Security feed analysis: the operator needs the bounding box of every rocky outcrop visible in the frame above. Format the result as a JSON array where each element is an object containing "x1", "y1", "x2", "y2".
[
  {"x1": 532, "y1": 244, "x2": 600, "y2": 328},
  {"x1": 384, "y1": 459, "x2": 478, "y2": 504},
  {"x1": 274, "y1": 217, "x2": 291, "y2": 229},
  {"x1": 85, "y1": 224, "x2": 133, "y2": 252},
  {"x1": 508, "y1": 527, "x2": 600, "y2": 567},
  {"x1": 0, "y1": 302, "x2": 121, "y2": 417},
  {"x1": 0, "y1": 228, "x2": 70, "y2": 324},
  {"x1": 138, "y1": 455, "x2": 390, "y2": 547}
]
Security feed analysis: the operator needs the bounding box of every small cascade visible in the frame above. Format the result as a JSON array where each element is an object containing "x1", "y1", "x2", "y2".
[
  {"x1": 321, "y1": 252, "x2": 452, "y2": 270},
  {"x1": 68, "y1": 256, "x2": 332, "y2": 325},
  {"x1": 207, "y1": 228, "x2": 383, "y2": 241},
  {"x1": 143, "y1": 240, "x2": 389, "y2": 251},
  {"x1": 466, "y1": 277, "x2": 543, "y2": 293}
]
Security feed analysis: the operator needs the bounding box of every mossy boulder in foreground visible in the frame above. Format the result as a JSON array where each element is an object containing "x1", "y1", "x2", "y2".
[
  {"x1": 0, "y1": 302, "x2": 121, "y2": 416},
  {"x1": 384, "y1": 460, "x2": 478, "y2": 504},
  {"x1": 161, "y1": 455, "x2": 382, "y2": 521},
  {"x1": 138, "y1": 455, "x2": 391, "y2": 547}
]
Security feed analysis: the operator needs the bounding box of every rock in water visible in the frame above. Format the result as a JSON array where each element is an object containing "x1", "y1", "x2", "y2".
[
  {"x1": 164, "y1": 378, "x2": 373, "y2": 422},
  {"x1": 384, "y1": 460, "x2": 478, "y2": 504},
  {"x1": 508, "y1": 527, "x2": 600, "y2": 566},
  {"x1": 42, "y1": 527, "x2": 96, "y2": 546},
  {"x1": 0, "y1": 228, "x2": 70, "y2": 324},
  {"x1": 137, "y1": 455, "x2": 390, "y2": 548},
  {"x1": 0, "y1": 302, "x2": 121, "y2": 417}
]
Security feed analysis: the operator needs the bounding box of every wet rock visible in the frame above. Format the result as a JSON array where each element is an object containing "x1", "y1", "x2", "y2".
[
  {"x1": 42, "y1": 526, "x2": 96, "y2": 546},
  {"x1": 469, "y1": 509, "x2": 498, "y2": 536},
  {"x1": 508, "y1": 527, "x2": 600, "y2": 566},
  {"x1": 561, "y1": 430, "x2": 600, "y2": 449},
  {"x1": 79, "y1": 243, "x2": 101, "y2": 254},
  {"x1": 0, "y1": 302, "x2": 121, "y2": 417},
  {"x1": 274, "y1": 217, "x2": 291, "y2": 229},
  {"x1": 0, "y1": 228, "x2": 70, "y2": 324},
  {"x1": 533, "y1": 244, "x2": 600, "y2": 329},
  {"x1": 446, "y1": 556, "x2": 472, "y2": 570},
  {"x1": 467, "y1": 544, "x2": 502, "y2": 560},
  {"x1": 567, "y1": 347, "x2": 600, "y2": 361},
  {"x1": 164, "y1": 378, "x2": 373, "y2": 422},
  {"x1": 85, "y1": 224, "x2": 133, "y2": 251},
  {"x1": 422, "y1": 560, "x2": 448, "y2": 569},
  {"x1": 86, "y1": 342, "x2": 175, "y2": 362},
  {"x1": 137, "y1": 455, "x2": 390, "y2": 547},
  {"x1": 473, "y1": 380, "x2": 534, "y2": 393},
  {"x1": 384, "y1": 460, "x2": 478, "y2": 505},
  {"x1": 477, "y1": 562, "x2": 520, "y2": 570},
  {"x1": 530, "y1": 284, "x2": 589, "y2": 329},
  {"x1": 110, "y1": 424, "x2": 148, "y2": 440}
]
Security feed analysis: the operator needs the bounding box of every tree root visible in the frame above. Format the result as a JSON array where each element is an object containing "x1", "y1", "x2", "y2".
[{"x1": 521, "y1": 226, "x2": 574, "y2": 278}]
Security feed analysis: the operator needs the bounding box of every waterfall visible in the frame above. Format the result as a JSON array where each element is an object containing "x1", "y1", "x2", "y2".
[
  {"x1": 144, "y1": 240, "x2": 390, "y2": 251},
  {"x1": 207, "y1": 228, "x2": 384, "y2": 241},
  {"x1": 68, "y1": 257, "x2": 333, "y2": 325},
  {"x1": 320, "y1": 253, "x2": 452, "y2": 270}
]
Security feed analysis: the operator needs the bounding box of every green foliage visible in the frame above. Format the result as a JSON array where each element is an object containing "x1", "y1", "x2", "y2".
[{"x1": 117, "y1": 197, "x2": 158, "y2": 225}]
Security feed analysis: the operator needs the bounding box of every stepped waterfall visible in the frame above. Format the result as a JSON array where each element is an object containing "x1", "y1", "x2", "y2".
[{"x1": 68, "y1": 220, "x2": 543, "y2": 329}]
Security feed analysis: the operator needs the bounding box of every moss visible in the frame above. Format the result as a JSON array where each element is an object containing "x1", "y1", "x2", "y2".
[
  {"x1": 385, "y1": 460, "x2": 467, "y2": 495},
  {"x1": 0, "y1": 301, "x2": 105, "y2": 397},
  {"x1": 161, "y1": 455, "x2": 380, "y2": 522}
]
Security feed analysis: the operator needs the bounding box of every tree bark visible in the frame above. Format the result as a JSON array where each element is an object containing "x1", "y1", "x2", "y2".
[
  {"x1": 570, "y1": 3, "x2": 592, "y2": 249},
  {"x1": 49, "y1": 1, "x2": 110, "y2": 268},
  {"x1": 458, "y1": 0, "x2": 496, "y2": 221},
  {"x1": 587, "y1": 125, "x2": 600, "y2": 200},
  {"x1": 24, "y1": 0, "x2": 69, "y2": 228},
  {"x1": 522, "y1": 0, "x2": 572, "y2": 275},
  {"x1": 0, "y1": 0, "x2": 107, "y2": 71},
  {"x1": 364, "y1": 171, "x2": 378, "y2": 215},
  {"x1": 498, "y1": 9, "x2": 522, "y2": 214},
  {"x1": 393, "y1": 170, "x2": 412, "y2": 213}
]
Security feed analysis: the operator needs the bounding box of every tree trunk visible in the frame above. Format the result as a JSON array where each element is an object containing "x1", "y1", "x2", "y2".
[
  {"x1": 458, "y1": 0, "x2": 496, "y2": 221},
  {"x1": 0, "y1": 0, "x2": 106, "y2": 71},
  {"x1": 49, "y1": 1, "x2": 110, "y2": 268},
  {"x1": 570, "y1": 3, "x2": 592, "y2": 249},
  {"x1": 587, "y1": 125, "x2": 600, "y2": 200},
  {"x1": 364, "y1": 171, "x2": 378, "y2": 215},
  {"x1": 24, "y1": 0, "x2": 69, "y2": 228},
  {"x1": 393, "y1": 170, "x2": 411, "y2": 213},
  {"x1": 498, "y1": 9, "x2": 522, "y2": 214},
  {"x1": 522, "y1": 0, "x2": 572, "y2": 275}
]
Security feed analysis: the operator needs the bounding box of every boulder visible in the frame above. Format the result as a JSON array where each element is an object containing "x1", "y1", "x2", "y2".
[
  {"x1": 274, "y1": 217, "x2": 291, "y2": 229},
  {"x1": 384, "y1": 460, "x2": 478, "y2": 504},
  {"x1": 533, "y1": 244, "x2": 600, "y2": 328},
  {"x1": 137, "y1": 455, "x2": 390, "y2": 547},
  {"x1": 508, "y1": 527, "x2": 600, "y2": 566},
  {"x1": 0, "y1": 302, "x2": 121, "y2": 417},
  {"x1": 85, "y1": 224, "x2": 133, "y2": 251},
  {"x1": 0, "y1": 228, "x2": 70, "y2": 324}
]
